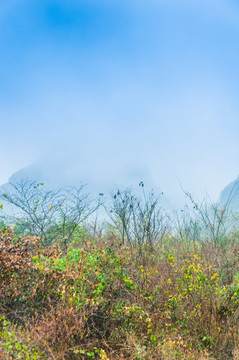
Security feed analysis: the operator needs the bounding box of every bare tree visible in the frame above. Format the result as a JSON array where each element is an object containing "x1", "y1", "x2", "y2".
[
  {"x1": 0, "y1": 179, "x2": 101, "y2": 246},
  {"x1": 181, "y1": 189, "x2": 239, "y2": 248},
  {"x1": 107, "y1": 183, "x2": 168, "y2": 251},
  {"x1": 131, "y1": 182, "x2": 168, "y2": 252},
  {"x1": 107, "y1": 188, "x2": 134, "y2": 245},
  {"x1": 56, "y1": 186, "x2": 103, "y2": 246}
]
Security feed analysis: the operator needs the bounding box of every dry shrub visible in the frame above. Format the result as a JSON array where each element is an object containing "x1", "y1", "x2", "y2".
[
  {"x1": 0, "y1": 225, "x2": 238, "y2": 359},
  {"x1": 233, "y1": 347, "x2": 239, "y2": 360},
  {"x1": 30, "y1": 303, "x2": 92, "y2": 359}
]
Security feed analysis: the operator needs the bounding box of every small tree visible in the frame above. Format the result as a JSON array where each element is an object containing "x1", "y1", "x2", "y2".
[
  {"x1": 53, "y1": 186, "x2": 102, "y2": 246},
  {"x1": 108, "y1": 188, "x2": 134, "y2": 245},
  {"x1": 131, "y1": 182, "x2": 168, "y2": 252},
  {"x1": 180, "y1": 190, "x2": 239, "y2": 248},
  {"x1": 107, "y1": 183, "x2": 168, "y2": 251},
  {"x1": 0, "y1": 180, "x2": 101, "y2": 246}
]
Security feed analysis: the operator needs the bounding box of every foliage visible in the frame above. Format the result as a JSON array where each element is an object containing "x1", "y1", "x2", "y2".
[
  {"x1": 0, "y1": 316, "x2": 46, "y2": 359},
  {"x1": 0, "y1": 224, "x2": 238, "y2": 359},
  {"x1": 0, "y1": 184, "x2": 239, "y2": 359}
]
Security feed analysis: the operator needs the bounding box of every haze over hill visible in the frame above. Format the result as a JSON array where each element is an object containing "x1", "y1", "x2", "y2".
[
  {"x1": 1, "y1": 1, "x2": 239, "y2": 210},
  {"x1": 219, "y1": 175, "x2": 239, "y2": 211},
  {"x1": 0, "y1": 161, "x2": 174, "y2": 210},
  {"x1": 2, "y1": 161, "x2": 239, "y2": 214}
]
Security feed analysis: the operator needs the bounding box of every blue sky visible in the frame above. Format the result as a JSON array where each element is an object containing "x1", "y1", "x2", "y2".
[{"x1": 1, "y1": 0, "x2": 239, "y2": 205}]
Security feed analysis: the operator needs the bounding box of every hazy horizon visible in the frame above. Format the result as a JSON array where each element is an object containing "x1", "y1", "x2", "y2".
[{"x1": 1, "y1": 0, "x2": 239, "y2": 206}]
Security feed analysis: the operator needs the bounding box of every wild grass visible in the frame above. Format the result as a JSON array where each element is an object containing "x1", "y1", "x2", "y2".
[
  {"x1": 0, "y1": 183, "x2": 239, "y2": 359},
  {"x1": 0, "y1": 223, "x2": 238, "y2": 360}
]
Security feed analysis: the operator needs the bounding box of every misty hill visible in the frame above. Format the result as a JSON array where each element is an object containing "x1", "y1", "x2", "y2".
[
  {"x1": 0, "y1": 161, "x2": 173, "y2": 210},
  {"x1": 219, "y1": 175, "x2": 239, "y2": 211},
  {"x1": 2, "y1": 161, "x2": 151, "y2": 195}
]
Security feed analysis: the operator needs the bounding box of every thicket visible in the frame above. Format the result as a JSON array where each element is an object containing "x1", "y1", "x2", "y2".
[{"x1": 0, "y1": 181, "x2": 238, "y2": 359}]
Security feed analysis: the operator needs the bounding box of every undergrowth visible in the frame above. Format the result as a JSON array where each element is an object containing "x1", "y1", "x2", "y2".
[{"x1": 0, "y1": 226, "x2": 238, "y2": 359}]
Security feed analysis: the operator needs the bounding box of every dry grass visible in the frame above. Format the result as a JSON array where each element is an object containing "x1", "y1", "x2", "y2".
[{"x1": 0, "y1": 227, "x2": 238, "y2": 359}]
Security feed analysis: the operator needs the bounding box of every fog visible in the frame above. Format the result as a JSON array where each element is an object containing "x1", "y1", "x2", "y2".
[{"x1": 1, "y1": 0, "x2": 239, "y2": 207}]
